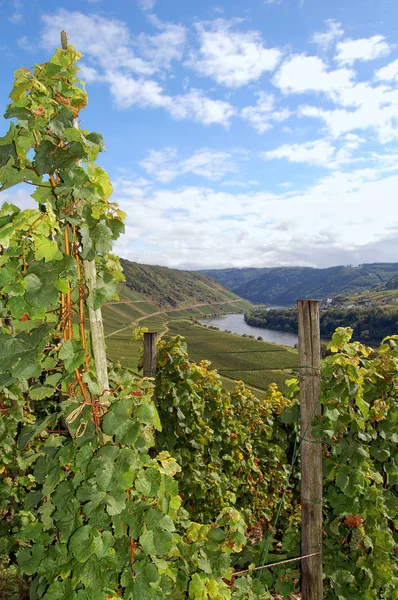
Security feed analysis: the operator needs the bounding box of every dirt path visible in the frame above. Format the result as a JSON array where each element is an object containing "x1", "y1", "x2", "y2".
[
  {"x1": 105, "y1": 299, "x2": 243, "y2": 339},
  {"x1": 105, "y1": 300, "x2": 146, "y2": 304},
  {"x1": 159, "y1": 319, "x2": 169, "y2": 339}
]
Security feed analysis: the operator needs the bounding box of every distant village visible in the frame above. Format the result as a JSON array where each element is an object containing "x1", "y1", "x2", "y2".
[{"x1": 322, "y1": 297, "x2": 375, "y2": 310}]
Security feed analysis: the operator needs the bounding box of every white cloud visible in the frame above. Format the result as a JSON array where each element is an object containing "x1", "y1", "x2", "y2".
[
  {"x1": 79, "y1": 64, "x2": 102, "y2": 83},
  {"x1": 140, "y1": 148, "x2": 238, "y2": 183},
  {"x1": 262, "y1": 139, "x2": 335, "y2": 166},
  {"x1": 271, "y1": 41, "x2": 398, "y2": 142},
  {"x1": 105, "y1": 72, "x2": 235, "y2": 126},
  {"x1": 241, "y1": 92, "x2": 290, "y2": 134},
  {"x1": 6, "y1": 164, "x2": 398, "y2": 270},
  {"x1": 220, "y1": 179, "x2": 259, "y2": 188},
  {"x1": 41, "y1": 10, "x2": 154, "y2": 76},
  {"x1": 138, "y1": 0, "x2": 155, "y2": 10},
  {"x1": 332, "y1": 133, "x2": 366, "y2": 164},
  {"x1": 300, "y1": 82, "x2": 398, "y2": 141},
  {"x1": 262, "y1": 135, "x2": 366, "y2": 168},
  {"x1": 311, "y1": 19, "x2": 343, "y2": 50},
  {"x1": 30, "y1": 11, "x2": 398, "y2": 268},
  {"x1": 0, "y1": 185, "x2": 36, "y2": 212},
  {"x1": 334, "y1": 35, "x2": 391, "y2": 66},
  {"x1": 274, "y1": 54, "x2": 354, "y2": 94},
  {"x1": 186, "y1": 19, "x2": 282, "y2": 87},
  {"x1": 40, "y1": 9, "x2": 234, "y2": 128},
  {"x1": 113, "y1": 160, "x2": 398, "y2": 268},
  {"x1": 272, "y1": 36, "x2": 398, "y2": 143},
  {"x1": 9, "y1": 12, "x2": 23, "y2": 25},
  {"x1": 375, "y1": 58, "x2": 398, "y2": 82},
  {"x1": 106, "y1": 72, "x2": 166, "y2": 108},
  {"x1": 167, "y1": 89, "x2": 236, "y2": 127},
  {"x1": 135, "y1": 15, "x2": 187, "y2": 69},
  {"x1": 17, "y1": 36, "x2": 31, "y2": 51},
  {"x1": 9, "y1": 0, "x2": 23, "y2": 25}
]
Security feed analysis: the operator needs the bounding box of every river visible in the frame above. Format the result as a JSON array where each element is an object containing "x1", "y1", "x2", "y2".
[{"x1": 198, "y1": 313, "x2": 298, "y2": 347}]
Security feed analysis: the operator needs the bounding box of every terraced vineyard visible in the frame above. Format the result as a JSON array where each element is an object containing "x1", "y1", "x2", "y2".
[
  {"x1": 103, "y1": 283, "x2": 248, "y2": 362},
  {"x1": 103, "y1": 287, "x2": 297, "y2": 393},
  {"x1": 167, "y1": 320, "x2": 298, "y2": 391},
  {"x1": 102, "y1": 259, "x2": 298, "y2": 392},
  {"x1": 338, "y1": 288, "x2": 398, "y2": 308}
]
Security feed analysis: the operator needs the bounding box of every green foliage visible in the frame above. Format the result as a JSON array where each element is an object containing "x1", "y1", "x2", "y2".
[
  {"x1": 14, "y1": 371, "x2": 259, "y2": 600},
  {"x1": 1, "y1": 30, "x2": 397, "y2": 600},
  {"x1": 155, "y1": 336, "x2": 298, "y2": 533},
  {"x1": 317, "y1": 328, "x2": 398, "y2": 599},
  {"x1": 0, "y1": 41, "x2": 271, "y2": 600}
]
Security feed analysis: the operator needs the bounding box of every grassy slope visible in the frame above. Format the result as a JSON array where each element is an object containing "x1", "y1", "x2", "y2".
[
  {"x1": 103, "y1": 259, "x2": 296, "y2": 393},
  {"x1": 120, "y1": 258, "x2": 241, "y2": 308}
]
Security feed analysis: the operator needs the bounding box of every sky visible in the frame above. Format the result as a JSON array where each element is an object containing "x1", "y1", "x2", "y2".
[{"x1": 1, "y1": 0, "x2": 398, "y2": 270}]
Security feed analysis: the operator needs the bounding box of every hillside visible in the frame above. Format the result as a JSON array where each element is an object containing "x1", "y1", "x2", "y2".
[
  {"x1": 202, "y1": 263, "x2": 398, "y2": 305},
  {"x1": 102, "y1": 260, "x2": 296, "y2": 394},
  {"x1": 120, "y1": 258, "x2": 241, "y2": 308},
  {"x1": 102, "y1": 258, "x2": 252, "y2": 375},
  {"x1": 333, "y1": 273, "x2": 398, "y2": 309}
]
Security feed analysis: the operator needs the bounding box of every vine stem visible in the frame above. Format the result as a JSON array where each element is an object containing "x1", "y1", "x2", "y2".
[
  {"x1": 74, "y1": 369, "x2": 91, "y2": 405},
  {"x1": 22, "y1": 179, "x2": 52, "y2": 188},
  {"x1": 63, "y1": 224, "x2": 73, "y2": 340},
  {"x1": 74, "y1": 233, "x2": 90, "y2": 372}
]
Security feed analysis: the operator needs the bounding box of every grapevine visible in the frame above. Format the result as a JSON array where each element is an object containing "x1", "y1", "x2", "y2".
[
  {"x1": 1, "y1": 32, "x2": 397, "y2": 600},
  {"x1": 0, "y1": 41, "x2": 270, "y2": 599}
]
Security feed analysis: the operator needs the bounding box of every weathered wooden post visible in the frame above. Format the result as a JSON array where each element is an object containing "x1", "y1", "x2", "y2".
[
  {"x1": 297, "y1": 300, "x2": 322, "y2": 600},
  {"x1": 143, "y1": 331, "x2": 157, "y2": 400},
  {"x1": 60, "y1": 31, "x2": 110, "y2": 403}
]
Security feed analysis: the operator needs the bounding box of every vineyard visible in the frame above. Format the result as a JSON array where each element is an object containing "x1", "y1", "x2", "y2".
[{"x1": 0, "y1": 37, "x2": 397, "y2": 600}]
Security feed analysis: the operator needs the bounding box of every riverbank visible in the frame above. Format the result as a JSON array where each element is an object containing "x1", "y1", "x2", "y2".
[
  {"x1": 244, "y1": 305, "x2": 398, "y2": 344},
  {"x1": 198, "y1": 313, "x2": 298, "y2": 347}
]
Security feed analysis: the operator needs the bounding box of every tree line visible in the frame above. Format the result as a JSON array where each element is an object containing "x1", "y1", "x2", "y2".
[{"x1": 245, "y1": 306, "x2": 398, "y2": 343}]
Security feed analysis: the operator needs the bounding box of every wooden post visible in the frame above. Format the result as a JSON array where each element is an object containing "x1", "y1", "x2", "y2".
[
  {"x1": 60, "y1": 30, "x2": 110, "y2": 403},
  {"x1": 297, "y1": 300, "x2": 322, "y2": 600},
  {"x1": 143, "y1": 332, "x2": 157, "y2": 400}
]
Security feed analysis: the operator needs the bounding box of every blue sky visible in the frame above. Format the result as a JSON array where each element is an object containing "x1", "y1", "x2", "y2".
[{"x1": 1, "y1": 0, "x2": 398, "y2": 269}]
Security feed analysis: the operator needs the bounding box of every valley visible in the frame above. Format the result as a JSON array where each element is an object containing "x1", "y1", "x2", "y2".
[
  {"x1": 203, "y1": 263, "x2": 398, "y2": 305},
  {"x1": 103, "y1": 259, "x2": 298, "y2": 393},
  {"x1": 104, "y1": 259, "x2": 398, "y2": 391}
]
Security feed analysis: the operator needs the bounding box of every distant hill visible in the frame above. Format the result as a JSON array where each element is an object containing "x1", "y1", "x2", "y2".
[
  {"x1": 102, "y1": 259, "x2": 251, "y2": 375},
  {"x1": 120, "y1": 258, "x2": 243, "y2": 308},
  {"x1": 377, "y1": 273, "x2": 398, "y2": 291},
  {"x1": 202, "y1": 263, "x2": 398, "y2": 305},
  {"x1": 333, "y1": 272, "x2": 398, "y2": 309}
]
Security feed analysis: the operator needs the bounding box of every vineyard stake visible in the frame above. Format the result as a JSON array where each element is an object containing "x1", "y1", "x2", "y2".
[
  {"x1": 143, "y1": 331, "x2": 158, "y2": 401},
  {"x1": 297, "y1": 299, "x2": 322, "y2": 600},
  {"x1": 60, "y1": 30, "x2": 110, "y2": 401}
]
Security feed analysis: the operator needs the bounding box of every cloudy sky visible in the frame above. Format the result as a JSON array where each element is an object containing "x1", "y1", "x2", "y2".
[{"x1": 1, "y1": 0, "x2": 398, "y2": 269}]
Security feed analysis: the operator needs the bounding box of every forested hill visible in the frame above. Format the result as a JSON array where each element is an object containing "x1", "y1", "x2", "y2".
[
  {"x1": 202, "y1": 263, "x2": 398, "y2": 305},
  {"x1": 120, "y1": 258, "x2": 244, "y2": 308}
]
